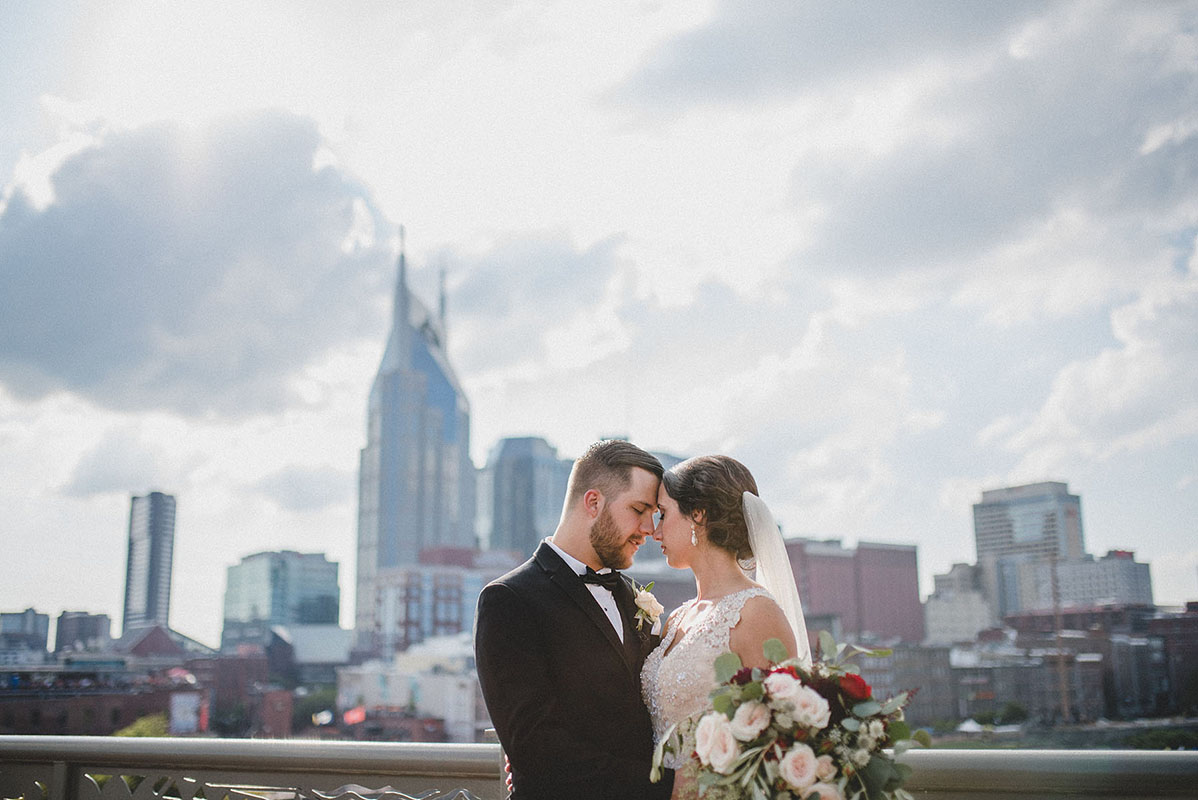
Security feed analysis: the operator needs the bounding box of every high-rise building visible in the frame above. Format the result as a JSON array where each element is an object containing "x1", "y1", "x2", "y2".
[
  {"x1": 122, "y1": 491, "x2": 176, "y2": 633},
  {"x1": 785, "y1": 539, "x2": 925, "y2": 643},
  {"x1": 477, "y1": 436, "x2": 572, "y2": 557},
  {"x1": 1015, "y1": 549, "x2": 1154, "y2": 612},
  {"x1": 223, "y1": 550, "x2": 340, "y2": 638},
  {"x1": 0, "y1": 608, "x2": 49, "y2": 655},
  {"x1": 355, "y1": 245, "x2": 475, "y2": 653},
  {"x1": 369, "y1": 550, "x2": 520, "y2": 655},
  {"x1": 972, "y1": 482, "x2": 1084, "y2": 620},
  {"x1": 54, "y1": 611, "x2": 112, "y2": 652}
]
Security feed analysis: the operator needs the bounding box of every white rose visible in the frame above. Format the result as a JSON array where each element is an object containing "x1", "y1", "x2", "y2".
[
  {"x1": 815, "y1": 754, "x2": 838, "y2": 781},
  {"x1": 693, "y1": 712, "x2": 723, "y2": 763},
  {"x1": 763, "y1": 671, "x2": 802, "y2": 705},
  {"x1": 730, "y1": 700, "x2": 771, "y2": 741},
  {"x1": 807, "y1": 781, "x2": 844, "y2": 800},
  {"x1": 778, "y1": 743, "x2": 818, "y2": 792},
  {"x1": 635, "y1": 590, "x2": 664, "y2": 620},
  {"x1": 791, "y1": 685, "x2": 832, "y2": 730},
  {"x1": 695, "y1": 713, "x2": 740, "y2": 774},
  {"x1": 709, "y1": 721, "x2": 740, "y2": 774}
]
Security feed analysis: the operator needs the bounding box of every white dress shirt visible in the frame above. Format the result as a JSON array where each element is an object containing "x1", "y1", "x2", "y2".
[{"x1": 545, "y1": 538, "x2": 624, "y2": 643}]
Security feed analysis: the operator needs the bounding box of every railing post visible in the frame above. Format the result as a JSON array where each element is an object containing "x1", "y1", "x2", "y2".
[{"x1": 48, "y1": 761, "x2": 67, "y2": 800}]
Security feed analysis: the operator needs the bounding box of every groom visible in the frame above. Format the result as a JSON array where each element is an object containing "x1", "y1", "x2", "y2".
[{"x1": 474, "y1": 439, "x2": 673, "y2": 800}]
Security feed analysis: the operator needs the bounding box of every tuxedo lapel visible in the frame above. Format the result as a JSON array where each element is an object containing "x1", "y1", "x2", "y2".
[{"x1": 534, "y1": 543, "x2": 629, "y2": 668}]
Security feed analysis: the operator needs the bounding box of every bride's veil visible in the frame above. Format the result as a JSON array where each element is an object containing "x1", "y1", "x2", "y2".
[{"x1": 743, "y1": 491, "x2": 812, "y2": 668}]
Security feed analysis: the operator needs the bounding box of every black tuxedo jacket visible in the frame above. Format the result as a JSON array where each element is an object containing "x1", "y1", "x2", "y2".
[{"x1": 474, "y1": 542, "x2": 672, "y2": 800}]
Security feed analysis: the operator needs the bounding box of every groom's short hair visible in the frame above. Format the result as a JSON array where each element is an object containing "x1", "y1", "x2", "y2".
[{"x1": 566, "y1": 439, "x2": 663, "y2": 506}]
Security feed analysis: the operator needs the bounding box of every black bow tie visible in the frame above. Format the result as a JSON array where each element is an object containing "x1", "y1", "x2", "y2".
[{"x1": 581, "y1": 567, "x2": 623, "y2": 592}]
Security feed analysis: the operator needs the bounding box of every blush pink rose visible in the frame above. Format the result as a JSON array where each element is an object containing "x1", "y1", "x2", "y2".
[
  {"x1": 807, "y1": 781, "x2": 844, "y2": 800},
  {"x1": 763, "y1": 671, "x2": 802, "y2": 705},
  {"x1": 791, "y1": 685, "x2": 832, "y2": 730},
  {"x1": 815, "y1": 754, "x2": 838, "y2": 781},
  {"x1": 730, "y1": 700, "x2": 771, "y2": 741},
  {"x1": 778, "y1": 743, "x2": 818, "y2": 792},
  {"x1": 694, "y1": 712, "x2": 740, "y2": 774}
]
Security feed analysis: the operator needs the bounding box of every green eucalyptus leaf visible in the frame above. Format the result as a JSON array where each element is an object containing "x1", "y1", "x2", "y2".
[
  {"x1": 715, "y1": 652, "x2": 744, "y2": 684},
  {"x1": 741, "y1": 681, "x2": 764, "y2": 701},
  {"x1": 888, "y1": 720, "x2": 911, "y2": 741},
  {"x1": 852, "y1": 700, "x2": 883, "y2": 717},
  {"x1": 913, "y1": 729, "x2": 933, "y2": 748},
  {"x1": 857, "y1": 755, "x2": 892, "y2": 799},
  {"x1": 842, "y1": 662, "x2": 861, "y2": 674},
  {"x1": 712, "y1": 693, "x2": 734, "y2": 717},
  {"x1": 818, "y1": 630, "x2": 837, "y2": 658},
  {"x1": 892, "y1": 739, "x2": 912, "y2": 756},
  {"x1": 881, "y1": 692, "x2": 909, "y2": 714},
  {"x1": 841, "y1": 717, "x2": 861, "y2": 732},
  {"x1": 763, "y1": 637, "x2": 789, "y2": 664}
]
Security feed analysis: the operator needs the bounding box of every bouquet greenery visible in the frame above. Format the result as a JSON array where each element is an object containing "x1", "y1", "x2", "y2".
[{"x1": 652, "y1": 632, "x2": 930, "y2": 800}]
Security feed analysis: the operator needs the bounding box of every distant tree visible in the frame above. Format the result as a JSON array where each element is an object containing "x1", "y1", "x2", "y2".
[
  {"x1": 1123, "y1": 729, "x2": 1198, "y2": 750},
  {"x1": 211, "y1": 703, "x2": 250, "y2": 737},
  {"x1": 114, "y1": 713, "x2": 168, "y2": 737},
  {"x1": 997, "y1": 702, "x2": 1028, "y2": 725}
]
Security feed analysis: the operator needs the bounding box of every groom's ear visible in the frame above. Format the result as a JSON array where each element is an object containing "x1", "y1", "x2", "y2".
[{"x1": 583, "y1": 488, "x2": 603, "y2": 518}]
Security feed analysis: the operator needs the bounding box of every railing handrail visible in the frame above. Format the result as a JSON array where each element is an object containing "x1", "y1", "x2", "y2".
[{"x1": 0, "y1": 736, "x2": 502, "y2": 779}]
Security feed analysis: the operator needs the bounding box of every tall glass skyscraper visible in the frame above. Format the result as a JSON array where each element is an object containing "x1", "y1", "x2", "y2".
[
  {"x1": 477, "y1": 436, "x2": 572, "y2": 557},
  {"x1": 355, "y1": 248, "x2": 475, "y2": 653},
  {"x1": 122, "y1": 491, "x2": 176, "y2": 633},
  {"x1": 973, "y1": 481, "x2": 1085, "y2": 619}
]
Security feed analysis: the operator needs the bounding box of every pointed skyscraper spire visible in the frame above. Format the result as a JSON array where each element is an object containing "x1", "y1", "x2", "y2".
[{"x1": 394, "y1": 225, "x2": 410, "y2": 330}]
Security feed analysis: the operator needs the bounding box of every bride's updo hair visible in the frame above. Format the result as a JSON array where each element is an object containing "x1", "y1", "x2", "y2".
[{"x1": 662, "y1": 455, "x2": 759, "y2": 562}]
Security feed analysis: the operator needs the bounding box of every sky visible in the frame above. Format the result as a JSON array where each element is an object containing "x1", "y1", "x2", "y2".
[{"x1": 1, "y1": 1, "x2": 1196, "y2": 649}]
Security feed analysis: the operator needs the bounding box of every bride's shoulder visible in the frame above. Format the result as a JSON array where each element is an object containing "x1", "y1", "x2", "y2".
[{"x1": 729, "y1": 593, "x2": 797, "y2": 668}]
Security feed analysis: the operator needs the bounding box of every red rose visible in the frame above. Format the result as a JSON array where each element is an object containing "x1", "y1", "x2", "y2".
[
  {"x1": 731, "y1": 667, "x2": 754, "y2": 685},
  {"x1": 770, "y1": 665, "x2": 801, "y2": 679},
  {"x1": 839, "y1": 673, "x2": 871, "y2": 701}
]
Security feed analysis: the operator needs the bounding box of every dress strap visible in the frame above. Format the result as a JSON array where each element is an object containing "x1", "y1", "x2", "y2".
[{"x1": 710, "y1": 586, "x2": 772, "y2": 651}]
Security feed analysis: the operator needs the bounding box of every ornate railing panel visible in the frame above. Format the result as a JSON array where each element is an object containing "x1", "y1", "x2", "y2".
[
  {"x1": 0, "y1": 738, "x2": 504, "y2": 800},
  {"x1": 3, "y1": 736, "x2": 1198, "y2": 799}
]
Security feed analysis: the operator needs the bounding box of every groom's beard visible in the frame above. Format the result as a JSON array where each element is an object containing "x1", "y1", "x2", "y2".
[{"x1": 590, "y1": 506, "x2": 634, "y2": 570}]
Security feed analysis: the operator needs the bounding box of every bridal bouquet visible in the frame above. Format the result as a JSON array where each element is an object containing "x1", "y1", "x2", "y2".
[{"x1": 653, "y1": 632, "x2": 929, "y2": 800}]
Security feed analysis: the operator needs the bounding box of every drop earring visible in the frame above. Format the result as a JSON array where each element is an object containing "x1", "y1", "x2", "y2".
[{"x1": 691, "y1": 523, "x2": 698, "y2": 547}]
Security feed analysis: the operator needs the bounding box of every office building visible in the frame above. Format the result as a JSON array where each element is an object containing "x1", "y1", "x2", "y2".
[
  {"x1": 355, "y1": 247, "x2": 476, "y2": 654},
  {"x1": 366, "y1": 549, "x2": 519, "y2": 656},
  {"x1": 972, "y1": 482, "x2": 1084, "y2": 620},
  {"x1": 477, "y1": 436, "x2": 572, "y2": 556},
  {"x1": 0, "y1": 608, "x2": 49, "y2": 664},
  {"x1": 1015, "y1": 549, "x2": 1154, "y2": 612},
  {"x1": 121, "y1": 491, "x2": 177, "y2": 633},
  {"x1": 54, "y1": 611, "x2": 112, "y2": 653},
  {"x1": 222, "y1": 550, "x2": 340, "y2": 643},
  {"x1": 785, "y1": 538, "x2": 925, "y2": 643}
]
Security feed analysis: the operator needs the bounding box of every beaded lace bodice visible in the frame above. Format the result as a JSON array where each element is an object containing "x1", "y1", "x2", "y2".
[{"x1": 641, "y1": 586, "x2": 770, "y2": 771}]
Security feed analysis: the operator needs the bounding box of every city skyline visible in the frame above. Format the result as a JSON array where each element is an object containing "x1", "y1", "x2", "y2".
[{"x1": 2, "y1": 2, "x2": 1196, "y2": 647}]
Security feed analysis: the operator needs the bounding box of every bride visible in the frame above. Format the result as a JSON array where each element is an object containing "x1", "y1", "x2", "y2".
[{"x1": 641, "y1": 455, "x2": 811, "y2": 800}]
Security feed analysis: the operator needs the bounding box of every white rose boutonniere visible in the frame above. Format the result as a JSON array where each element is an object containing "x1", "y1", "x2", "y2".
[{"x1": 633, "y1": 580, "x2": 664, "y2": 632}]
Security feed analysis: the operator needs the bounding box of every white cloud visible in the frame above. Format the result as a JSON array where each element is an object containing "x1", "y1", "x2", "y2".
[
  {"x1": 993, "y1": 269, "x2": 1198, "y2": 476},
  {"x1": 0, "y1": 110, "x2": 393, "y2": 416}
]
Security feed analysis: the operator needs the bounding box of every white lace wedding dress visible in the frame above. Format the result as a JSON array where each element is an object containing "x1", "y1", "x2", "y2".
[{"x1": 641, "y1": 586, "x2": 771, "y2": 800}]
